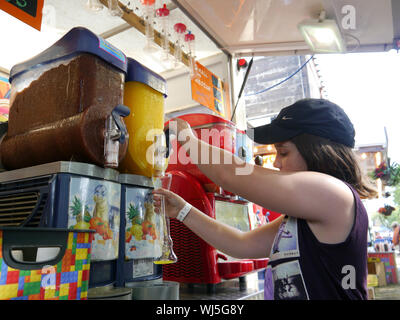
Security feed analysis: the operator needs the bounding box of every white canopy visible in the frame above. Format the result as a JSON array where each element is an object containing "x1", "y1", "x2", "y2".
[{"x1": 0, "y1": 0, "x2": 221, "y2": 74}]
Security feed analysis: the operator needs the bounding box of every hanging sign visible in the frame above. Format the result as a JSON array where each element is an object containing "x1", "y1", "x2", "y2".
[
  {"x1": 191, "y1": 61, "x2": 230, "y2": 118},
  {"x1": 0, "y1": 0, "x2": 44, "y2": 31}
]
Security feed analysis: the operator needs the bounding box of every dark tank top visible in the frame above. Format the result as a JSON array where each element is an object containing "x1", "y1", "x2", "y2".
[{"x1": 264, "y1": 183, "x2": 368, "y2": 300}]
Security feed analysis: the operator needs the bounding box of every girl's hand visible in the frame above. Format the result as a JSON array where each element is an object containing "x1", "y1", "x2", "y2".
[
  {"x1": 165, "y1": 118, "x2": 197, "y2": 145},
  {"x1": 152, "y1": 188, "x2": 188, "y2": 219}
]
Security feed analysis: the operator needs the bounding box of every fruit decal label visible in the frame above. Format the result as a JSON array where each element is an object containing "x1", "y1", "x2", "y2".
[
  {"x1": 124, "y1": 187, "x2": 163, "y2": 259},
  {"x1": 68, "y1": 178, "x2": 121, "y2": 261}
]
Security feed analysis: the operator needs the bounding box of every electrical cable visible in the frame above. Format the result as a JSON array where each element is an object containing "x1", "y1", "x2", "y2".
[
  {"x1": 230, "y1": 57, "x2": 254, "y2": 121},
  {"x1": 244, "y1": 55, "x2": 314, "y2": 97},
  {"x1": 344, "y1": 33, "x2": 361, "y2": 53}
]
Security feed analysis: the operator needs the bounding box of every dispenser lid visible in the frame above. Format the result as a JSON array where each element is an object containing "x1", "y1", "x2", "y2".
[
  {"x1": 167, "y1": 113, "x2": 235, "y2": 129},
  {"x1": 9, "y1": 27, "x2": 127, "y2": 83},
  {"x1": 126, "y1": 58, "x2": 167, "y2": 97},
  {"x1": 119, "y1": 174, "x2": 153, "y2": 188},
  {"x1": 0, "y1": 161, "x2": 120, "y2": 183}
]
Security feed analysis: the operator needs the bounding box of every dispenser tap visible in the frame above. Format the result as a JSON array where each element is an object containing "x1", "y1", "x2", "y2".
[{"x1": 104, "y1": 104, "x2": 130, "y2": 168}]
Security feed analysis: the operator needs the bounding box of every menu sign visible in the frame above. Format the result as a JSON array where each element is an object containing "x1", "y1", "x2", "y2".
[
  {"x1": 191, "y1": 61, "x2": 229, "y2": 118},
  {"x1": 0, "y1": 0, "x2": 44, "y2": 31}
]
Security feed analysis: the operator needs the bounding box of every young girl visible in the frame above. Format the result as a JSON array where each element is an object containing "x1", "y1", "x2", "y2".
[{"x1": 153, "y1": 99, "x2": 377, "y2": 300}]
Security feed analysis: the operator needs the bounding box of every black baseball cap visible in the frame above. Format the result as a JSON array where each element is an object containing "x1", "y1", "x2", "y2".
[{"x1": 248, "y1": 99, "x2": 355, "y2": 148}]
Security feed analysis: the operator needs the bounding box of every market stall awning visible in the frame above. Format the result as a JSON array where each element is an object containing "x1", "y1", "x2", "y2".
[
  {"x1": 173, "y1": 0, "x2": 399, "y2": 56},
  {"x1": 0, "y1": 0, "x2": 222, "y2": 74}
]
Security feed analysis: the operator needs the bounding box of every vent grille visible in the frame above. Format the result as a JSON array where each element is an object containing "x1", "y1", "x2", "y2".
[
  {"x1": 0, "y1": 192, "x2": 47, "y2": 227},
  {"x1": 0, "y1": 175, "x2": 52, "y2": 227},
  {"x1": 0, "y1": 176, "x2": 52, "y2": 192}
]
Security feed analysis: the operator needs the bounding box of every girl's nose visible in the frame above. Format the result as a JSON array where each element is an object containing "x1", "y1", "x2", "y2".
[{"x1": 273, "y1": 156, "x2": 281, "y2": 170}]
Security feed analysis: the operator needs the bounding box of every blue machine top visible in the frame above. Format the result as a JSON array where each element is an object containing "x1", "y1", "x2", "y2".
[
  {"x1": 126, "y1": 58, "x2": 167, "y2": 97},
  {"x1": 9, "y1": 27, "x2": 127, "y2": 83}
]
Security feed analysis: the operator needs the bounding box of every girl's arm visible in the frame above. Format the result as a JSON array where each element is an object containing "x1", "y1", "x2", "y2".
[
  {"x1": 170, "y1": 119, "x2": 354, "y2": 226},
  {"x1": 153, "y1": 188, "x2": 284, "y2": 259}
]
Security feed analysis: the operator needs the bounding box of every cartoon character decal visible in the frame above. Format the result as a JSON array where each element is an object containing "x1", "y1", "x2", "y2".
[{"x1": 68, "y1": 178, "x2": 121, "y2": 260}]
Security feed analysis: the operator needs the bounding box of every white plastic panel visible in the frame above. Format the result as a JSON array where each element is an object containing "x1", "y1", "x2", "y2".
[{"x1": 175, "y1": 0, "x2": 395, "y2": 55}]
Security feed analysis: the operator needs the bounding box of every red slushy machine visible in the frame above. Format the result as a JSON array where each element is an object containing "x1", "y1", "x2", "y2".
[{"x1": 163, "y1": 113, "x2": 269, "y2": 292}]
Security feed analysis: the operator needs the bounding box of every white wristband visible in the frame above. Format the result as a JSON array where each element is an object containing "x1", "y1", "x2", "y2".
[{"x1": 176, "y1": 203, "x2": 192, "y2": 222}]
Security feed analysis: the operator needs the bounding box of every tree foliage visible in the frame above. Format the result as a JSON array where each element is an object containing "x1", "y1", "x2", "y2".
[
  {"x1": 373, "y1": 208, "x2": 400, "y2": 228},
  {"x1": 375, "y1": 184, "x2": 400, "y2": 228}
]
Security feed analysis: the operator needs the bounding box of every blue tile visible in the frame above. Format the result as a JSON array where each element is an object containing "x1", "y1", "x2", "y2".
[
  {"x1": 0, "y1": 260, "x2": 9, "y2": 285},
  {"x1": 61, "y1": 271, "x2": 78, "y2": 284}
]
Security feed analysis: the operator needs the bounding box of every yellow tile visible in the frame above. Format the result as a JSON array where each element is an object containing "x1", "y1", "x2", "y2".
[
  {"x1": 44, "y1": 288, "x2": 56, "y2": 300},
  {"x1": 68, "y1": 235, "x2": 73, "y2": 249},
  {"x1": 30, "y1": 272, "x2": 42, "y2": 282},
  {"x1": 77, "y1": 271, "x2": 82, "y2": 287},
  {"x1": 0, "y1": 284, "x2": 18, "y2": 300},
  {"x1": 76, "y1": 249, "x2": 87, "y2": 260},
  {"x1": 60, "y1": 283, "x2": 69, "y2": 296}
]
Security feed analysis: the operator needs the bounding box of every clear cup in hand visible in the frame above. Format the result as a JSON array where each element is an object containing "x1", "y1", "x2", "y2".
[{"x1": 152, "y1": 173, "x2": 177, "y2": 264}]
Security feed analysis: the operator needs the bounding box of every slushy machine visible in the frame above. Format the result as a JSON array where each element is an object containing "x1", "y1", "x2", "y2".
[
  {"x1": 163, "y1": 114, "x2": 269, "y2": 292},
  {"x1": 0, "y1": 27, "x2": 177, "y2": 300},
  {"x1": 0, "y1": 26, "x2": 268, "y2": 300}
]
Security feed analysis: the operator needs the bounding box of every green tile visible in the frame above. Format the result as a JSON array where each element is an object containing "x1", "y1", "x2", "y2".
[
  {"x1": 23, "y1": 281, "x2": 41, "y2": 295},
  {"x1": 75, "y1": 260, "x2": 83, "y2": 271},
  {"x1": 20, "y1": 270, "x2": 31, "y2": 276},
  {"x1": 80, "y1": 281, "x2": 88, "y2": 292}
]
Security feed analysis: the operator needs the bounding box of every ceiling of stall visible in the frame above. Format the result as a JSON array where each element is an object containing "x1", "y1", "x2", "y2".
[
  {"x1": 173, "y1": 0, "x2": 398, "y2": 56},
  {"x1": 0, "y1": 0, "x2": 222, "y2": 74},
  {"x1": 1, "y1": 0, "x2": 398, "y2": 74}
]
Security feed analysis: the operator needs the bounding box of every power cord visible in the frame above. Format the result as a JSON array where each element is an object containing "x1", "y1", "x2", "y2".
[{"x1": 244, "y1": 55, "x2": 314, "y2": 97}]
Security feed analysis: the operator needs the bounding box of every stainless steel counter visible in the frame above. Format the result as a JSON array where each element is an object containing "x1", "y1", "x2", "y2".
[
  {"x1": 86, "y1": 273, "x2": 264, "y2": 300},
  {"x1": 179, "y1": 273, "x2": 264, "y2": 300}
]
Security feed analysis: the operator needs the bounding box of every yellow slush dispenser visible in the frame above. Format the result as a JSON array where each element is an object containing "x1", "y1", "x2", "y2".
[{"x1": 119, "y1": 58, "x2": 167, "y2": 176}]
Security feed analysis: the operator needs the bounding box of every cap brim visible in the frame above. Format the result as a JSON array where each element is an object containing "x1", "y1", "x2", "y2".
[{"x1": 247, "y1": 123, "x2": 302, "y2": 145}]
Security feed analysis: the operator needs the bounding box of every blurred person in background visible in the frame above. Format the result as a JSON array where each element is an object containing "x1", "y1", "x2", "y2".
[{"x1": 391, "y1": 222, "x2": 400, "y2": 254}]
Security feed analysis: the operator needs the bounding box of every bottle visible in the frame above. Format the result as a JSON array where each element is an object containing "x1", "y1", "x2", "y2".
[
  {"x1": 141, "y1": 0, "x2": 158, "y2": 53},
  {"x1": 107, "y1": 0, "x2": 123, "y2": 17},
  {"x1": 156, "y1": 4, "x2": 171, "y2": 61},
  {"x1": 173, "y1": 23, "x2": 187, "y2": 67},
  {"x1": 184, "y1": 31, "x2": 198, "y2": 78},
  {"x1": 152, "y1": 134, "x2": 177, "y2": 264},
  {"x1": 86, "y1": 0, "x2": 103, "y2": 12}
]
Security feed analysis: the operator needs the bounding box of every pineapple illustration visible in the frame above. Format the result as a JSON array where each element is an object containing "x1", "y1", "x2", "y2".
[
  {"x1": 127, "y1": 203, "x2": 142, "y2": 225},
  {"x1": 127, "y1": 202, "x2": 143, "y2": 242},
  {"x1": 70, "y1": 196, "x2": 91, "y2": 229}
]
